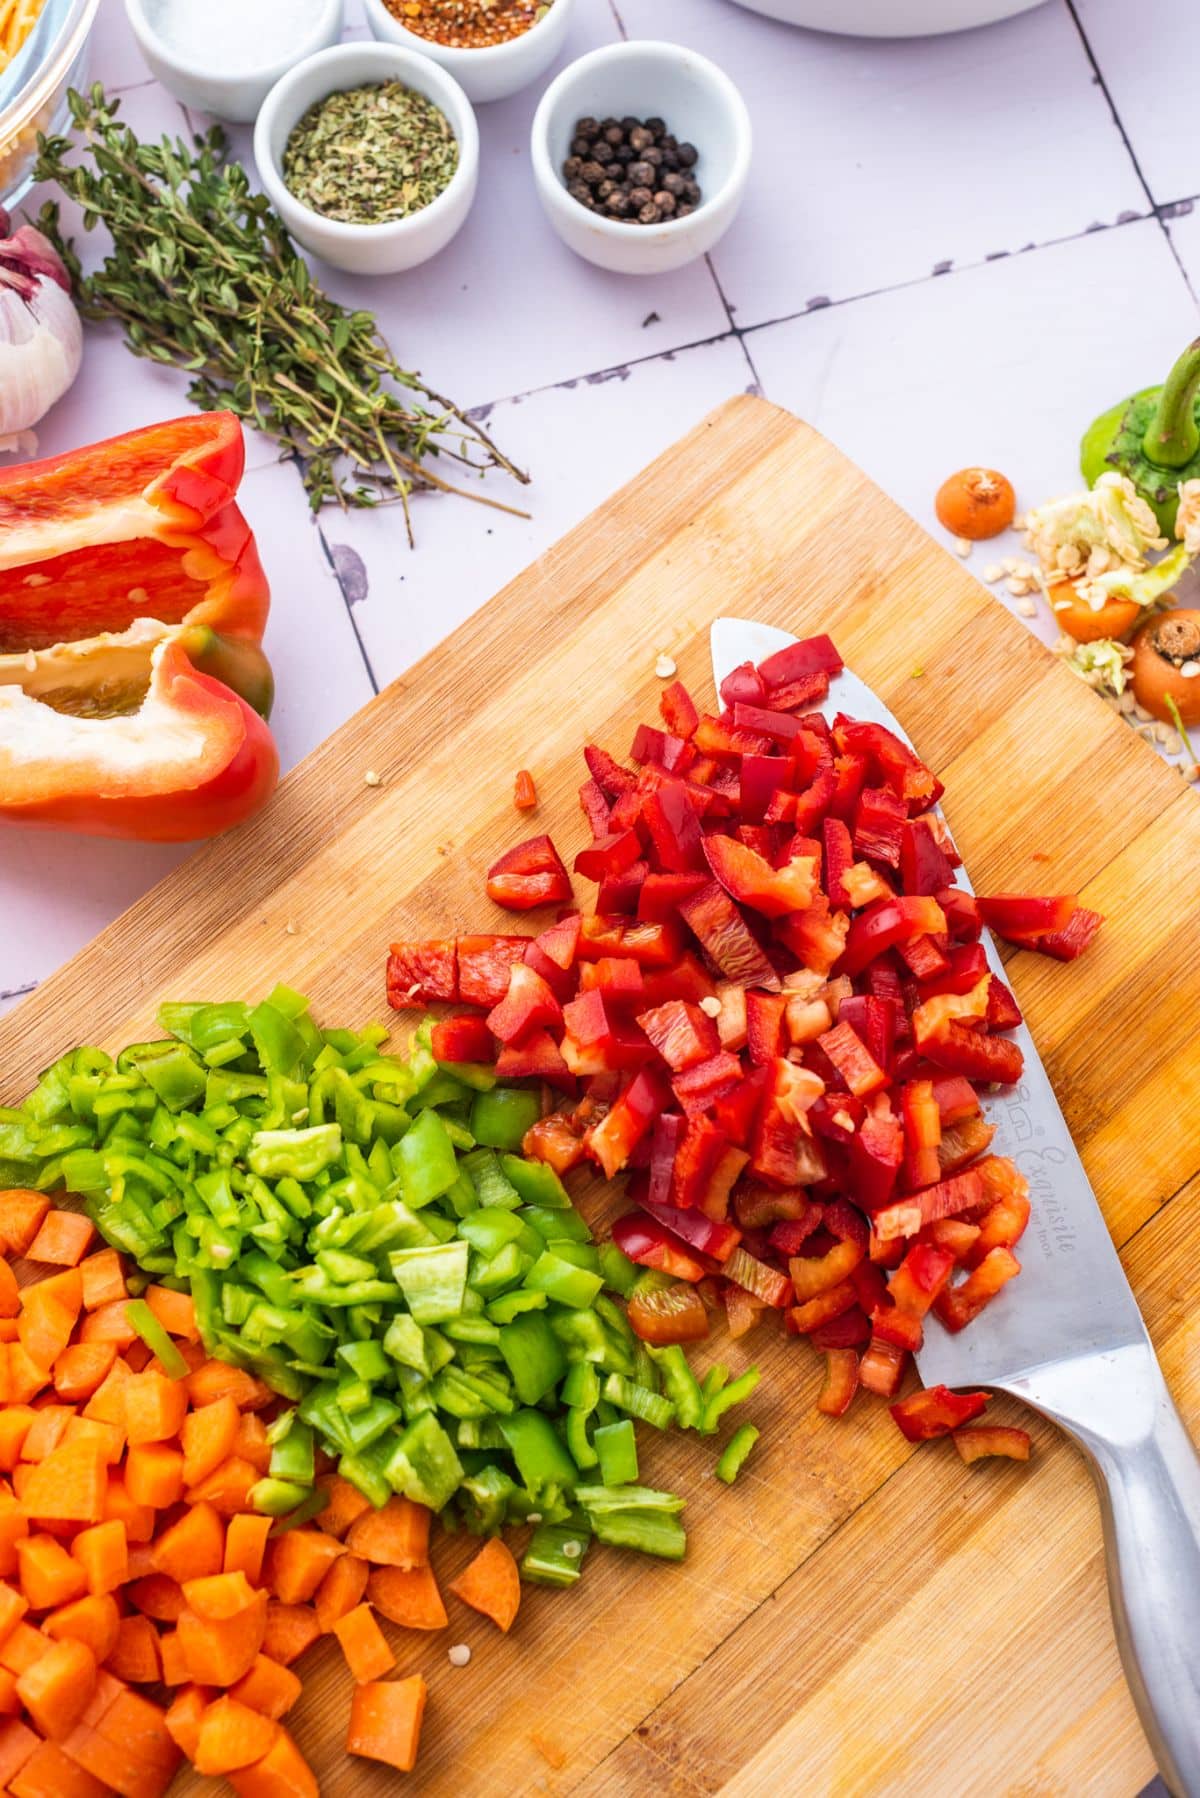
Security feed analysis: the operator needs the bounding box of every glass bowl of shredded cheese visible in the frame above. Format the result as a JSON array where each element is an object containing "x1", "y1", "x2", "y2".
[{"x1": 0, "y1": 0, "x2": 99, "y2": 206}]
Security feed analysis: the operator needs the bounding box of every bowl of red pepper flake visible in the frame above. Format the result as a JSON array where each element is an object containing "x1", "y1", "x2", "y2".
[{"x1": 363, "y1": 0, "x2": 576, "y2": 103}]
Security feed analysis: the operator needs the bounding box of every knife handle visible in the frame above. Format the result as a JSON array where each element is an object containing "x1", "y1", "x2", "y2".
[{"x1": 1014, "y1": 1345, "x2": 1200, "y2": 1797}]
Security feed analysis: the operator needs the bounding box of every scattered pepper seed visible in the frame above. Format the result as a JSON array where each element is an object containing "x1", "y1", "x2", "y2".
[
  {"x1": 982, "y1": 562, "x2": 1005, "y2": 583},
  {"x1": 448, "y1": 1643, "x2": 471, "y2": 1667},
  {"x1": 23, "y1": 650, "x2": 36, "y2": 672},
  {"x1": 911, "y1": 666, "x2": 924, "y2": 678},
  {"x1": 953, "y1": 537, "x2": 972, "y2": 558},
  {"x1": 1015, "y1": 596, "x2": 1038, "y2": 618},
  {"x1": 654, "y1": 653, "x2": 677, "y2": 679},
  {"x1": 364, "y1": 769, "x2": 382, "y2": 787},
  {"x1": 562, "y1": 1539, "x2": 582, "y2": 1559},
  {"x1": 699, "y1": 995, "x2": 722, "y2": 1018}
]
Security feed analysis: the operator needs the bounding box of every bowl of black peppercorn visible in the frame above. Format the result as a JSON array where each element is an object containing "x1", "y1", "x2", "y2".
[{"x1": 530, "y1": 40, "x2": 751, "y2": 275}]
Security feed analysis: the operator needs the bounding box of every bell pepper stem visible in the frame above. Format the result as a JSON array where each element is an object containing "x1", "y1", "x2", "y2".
[{"x1": 1144, "y1": 338, "x2": 1200, "y2": 470}]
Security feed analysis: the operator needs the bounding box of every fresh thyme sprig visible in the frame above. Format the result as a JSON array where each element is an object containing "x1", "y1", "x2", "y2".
[{"x1": 33, "y1": 86, "x2": 528, "y2": 535}]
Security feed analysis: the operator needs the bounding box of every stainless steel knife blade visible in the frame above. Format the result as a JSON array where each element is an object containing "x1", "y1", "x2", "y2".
[
  {"x1": 711, "y1": 616, "x2": 1147, "y2": 1386},
  {"x1": 710, "y1": 617, "x2": 1200, "y2": 1793}
]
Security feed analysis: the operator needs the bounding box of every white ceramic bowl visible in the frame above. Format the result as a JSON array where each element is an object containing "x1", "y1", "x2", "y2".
[
  {"x1": 362, "y1": 0, "x2": 576, "y2": 104},
  {"x1": 0, "y1": 0, "x2": 99, "y2": 206},
  {"x1": 725, "y1": 0, "x2": 1047, "y2": 34},
  {"x1": 124, "y1": 0, "x2": 343, "y2": 123},
  {"x1": 254, "y1": 42, "x2": 479, "y2": 277},
  {"x1": 531, "y1": 41, "x2": 750, "y2": 277}
]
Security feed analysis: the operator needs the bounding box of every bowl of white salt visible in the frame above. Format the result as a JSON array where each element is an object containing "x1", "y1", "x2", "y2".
[{"x1": 125, "y1": 0, "x2": 344, "y2": 123}]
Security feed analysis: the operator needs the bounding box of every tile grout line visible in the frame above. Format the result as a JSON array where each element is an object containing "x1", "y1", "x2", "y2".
[
  {"x1": 1064, "y1": 0, "x2": 1200, "y2": 308},
  {"x1": 605, "y1": 0, "x2": 628, "y2": 36}
]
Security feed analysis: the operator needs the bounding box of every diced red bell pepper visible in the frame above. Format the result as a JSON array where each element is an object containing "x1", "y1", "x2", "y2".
[
  {"x1": 641, "y1": 777, "x2": 706, "y2": 873},
  {"x1": 745, "y1": 991, "x2": 788, "y2": 1065},
  {"x1": 530, "y1": 911, "x2": 580, "y2": 972},
  {"x1": 934, "y1": 1246, "x2": 1021, "y2": 1332},
  {"x1": 899, "y1": 818, "x2": 955, "y2": 896},
  {"x1": 486, "y1": 962, "x2": 563, "y2": 1044},
  {"x1": 597, "y1": 861, "x2": 649, "y2": 915},
  {"x1": 668, "y1": 1116, "x2": 728, "y2": 1211},
  {"x1": 953, "y1": 1425, "x2": 1032, "y2": 1464},
  {"x1": 871, "y1": 1167, "x2": 986, "y2": 1242},
  {"x1": 631, "y1": 723, "x2": 679, "y2": 766},
  {"x1": 611, "y1": 1212, "x2": 707, "y2": 1282},
  {"x1": 636, "y1": 1000, "x2": 719, "y2": 1071},
  {"x1": 976, "y1": 893, "x2": 1078, "y2": 939},
  {"x1": 858, "y1": 1336, "x2": 908, "y2": 1397},
  {"x1": 723, "y1": 1282, "x2": 766, "y2": 1340},
  {"x1": 647, "y1": 1111, "x2": 686, "y2": 1207},
  {"x1": 822, "y1": 816, "x2": 854, "y2": 911},
  {"x1": 660, "y1": 679, "x2": 700, "y2": 740},
  {"x1": 387, "y1": 938, "x2": 457, "y2": 1008},
  {"x1": 840, "y1": 895, "x2": 948, "y2": 978},
  {"x1": 886, "y1": 1242, "x2": 955, "y2": 1318},
  {"x1": 724, "y1": 1244, "x2": 792, "y2": 1309},
  {"x1": 986, "y1": 976, "x2": 1023, "y2": 1031},
  {"x1": 853, "y1": 785, "x2": 908, "y2": 868},
  {"x1": 787, "y1": 1236, "x2": 865, "y2": 1304},
  {"x1": 835, "y1": 717, "x2": 943, "y2": 810},
  {"x1": 750, "y1": 1059, "x2": 826, "y2": 1187},
  {"x1": 870, "y1": 1303, "x2": 925, "y2": 1352},
  {"x1": 579, "y1": 778, "x2": 613, "y2": 839},
  {"x1": 694, "y1": 714, "x2": 773, "y2": 758},
  {"x1": 846, "y1": 1112, "x2": 904, "y2": 1211},
  {"x1": 637, "y1": 953, "x2": 718, "y2": 1010},
  {"x1": 495, "y1": 1030, "x2": 574, "y2": 1091},
  {"x1": 585, "y1": 1067, "x2": 669, "y2": 1178},
  {"x1": 732, "y1": 703, "x2": 806, "y2": 745},
  {"x1": 936, "y1": 1114, "x2": 997, "y2": 1176},
  {"x1": 431, "y1": 1014, "x2": 494, "y2": 1064},
  {"x1": 486, "y1": 834, "x2": 573, "y2": 911},
  {"x1": 816, "y1": 1348, "x2": 860, "y2": 1415},
  {"x1": 637, "y1": 871, "x2": 709, "y2": 922},
  {"x1": 909, "y1": 975, "x2": 990, "y2": 1045},
  {"x1": 937, "y1": 885, "x2": 982, "y2": 942},
  {"x1": 817, "y1": 1020, "x2": 886, "y2": 1097},
  {"x1": 786, "y1": 768, "x2": 835, "y2": 837},
  {"x1": 738, "y1": 754, "x2": 789, "y2": 823},
  {"x1": 766, "y1": 1207, "x2": 824, "y2": 1257},
  {"x1": 765, "y1": 670, "x2": 831, "y2": 712},
  {"x1": 758, "y1": 634, "x2": 844, "y2": 694},
  {"x1": 560, "y1": 990, "x2": 653, "y2": 1073},
  {"x1": 698, "y1": 1144, "x2": 749, "y2": 1222},
  {"x1": 711, "y1": 1062, "x2": 768, "y2": 1147},
  {"x1": 900, "y1": 1079, "x2": 942, "y2": 1191},
  {"x1": 735, "y1": 1183, "x2": 816, "y2": 1229},
  {"x1": 775, "y1": 894, "x2": 849, "y2": 977},
  {"x1": 678, "y1": 881, "x2": 782, "y2": 991},
  {"x1": 577, "y1": 914, "x2": 684, "y2": 968},
  {"x1": 922, "y1": 1022, "x2": 1023, "y2": 1085},
  {"x1": 896, "y1": 934, "x2": 951, "y2": 982},
  {"x1": 584, "y1": 743, "x2": 637, "y2": 797},
  {"x1": 851, "y1": 1258, "x2": 890, "y2": 1316},
  {"x1": 672, "y1": 1051, "x2": 744, "y2": 1117},
  {"x1": 702, "y1": 834, "x2": 818, "y2": 918},
  {"x1": 828, "y1": 752, "x2": 869, "y2": 823},
  {"x1": 789, "y1": 1280, "x2": 858, "y2": 1332},
  {"x1": 839, "y1": 994, "x2": 899, "y2": 1077},
  {"x1": 963, "y1": 1160, "x2": 1031, "y2": 1267},
  {"x1": 808, "y1": 1091, "x2": 865, "y2": 1145},
  {"x1": 636, "y1": 1191, "x2": 741, "y2": 1262},
  {"x1": 573, "y1": 828, "x2": 644, "y2": 883},
  {"x1": 455, "y1": 935, "x2": 532, "y2": 1007},
  {"x1": 918, "y1": 942, "x2": 989, "y2": 998},
  {"x1": 1028, "y1": 906, "x2": 1103, "y2": 961},
  {"x1": 921, "y1": 1218, "x2": 982, "y2": 1263},
  {"x1": 522, "y1": 1111, "x2": 586, "y2": 1173},
  {"x1": 811, "y1": 1308, "x2": 872, "y2": 1351},
  {"x1": 578, "y1": 957, "x2": 645, "y2": 1001},
  {"x1": 719, "y1": 660, "x2": 768, "y2": 709},
  {"x1": 627, "y1": 1283, "x2": 710, "y2": 1345},
  {"x1": 890, "y1": 1384, "x2": 989, "y2": 1441}
]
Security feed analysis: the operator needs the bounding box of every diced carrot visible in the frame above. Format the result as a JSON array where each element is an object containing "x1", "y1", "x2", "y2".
[
  {"x1": 0, "y1": 1314, "x2": 19, "y2": 1340},
  {"x1": 0, "y1": 1665, "x2": 19, "y2": 1713},
  {"x1": 346, "y1": 1675, "x2": 427, "y2": 1775},
  {"x1": 102, "y1": 1474, "x2": 155, "y2": 1544},
  {"x1": 62, "y1": 1416, "x2": 125, "y2": 1465},
  {"x1": 194, "y1": 1695, "x2": 278, "y2": 1775},
  {"x1": 0, "y1": 1619, "x2": 49, "y2": 1674},
  {"x1": 52, "y1": 1343, "x2": 117, "y2": 1404},
  {"x1": 229, "y1": 1654, "x2": 301, "y2": 1721},
  {"x1": 0, "y1": 1409, "x2": 33, "y2": 1473},
  {"x1": 367, "y1": 1563, "x2": 448, "y2": 1631},
  {"x1": 260, "y1": 1601, "x2": 321, "y2": 1668},
  {"x1": 181, "y1": 1396, "x2": 240, "y2": 1490},
  {"x1": 314, "y1": 1472, "x2": 372, "y2": 1540},
  {"x1": 153, "y1": 1500, "x2": 224, "y2": 1582},
  {"x1": 228, "y1": 1725, "x2": 318, "y2": 1798},
  {"x1": 16, "y1": 1636, "x2": 96, "y2": 1739},
  {"x1": 81, "y1": 1357, "x2": 132, "y2": 1423},
  {"x1": 0, "y1": 1260, "x2": 19, "y2": 1320},
  {"x1": 447, "y1": 1535, "x2": 521, "y2": 1633},
  {"x1": 185, "y1": 1454, "x2": 259, "y2": 1515},
  {"x1": 42, "y1": 1592, "x2": 120, "y2": 1663},
  {"x1": 26, "y1": 1211, "x2": 94, "y2": 1269},
  {"x1": 125, "y1": 1442, "x2": 184, "y2": 1510},
  {"x1": 11, "y1": 1738, "x2": 111, "y2": 1798},
  {"x1": 17, "y1": 1534, "x2": 88, "y2": 1610},
  {"x1": 105, "y1": 1614, "x2": 162, "y2": 1684},
  {"x1": 0, "y1": 1715, "x2": 40, "y2": 1785},
  {"x1": 233, "y1": 1413, "x2": 271, "y2": 1475},
  {"x1": 65, "y1": 1687, "x2": 182, "y2": 1798},
  {"x1": 158, "y1": 1630, "x2": 187, "y2": 1687},
  {"x1": 332, "y1": 1604, "x2": 395, "y2": 1683},
  {"x1": 9, "y1": 1462, "x2": 33, "y2": 1503},
  {"x1": 224, "y1": 1513, "x2": 273, "y2": 1585},
  {"x1": 7, "y1": 1343, "x2": 49, "y2": 1404},
  {"x1": 126, "y1": 1543, "x2": 158, "y2": 1580},
  {"x1": 264, "y1": 1529, "x2": 345, "y2": 1606},
  {"x1": 18, "y1": 1295, "x2": 74, "y2": 1373},
  {"x1": 79, "y1": 1300, "x2": 138, "y2": 1348},
  {"x1": 164, "y1": 1682, "x2": 212, "y2": 1758},
  {"x1": 144, "y1": 1286, "x2": 199, "y2": 1344},
  {"x1": 312, "y1": 1551, "x2": 368, "y2": 1632},
  {"x1": 182, "y1": 1570, "x2": 260, "y2": 1622},
  {"x1": 72, "y1": 1520, "x2": 128, "y2": 1597},
  {"x1": 123, "y1": 1370, "x2": 188, "y2": 1447},
  {"x1": 0, "y1": 1581, "x2": 27, "y2": 1645},
  {"x1": 345, "y1": 1495, "x2": 430, "y2": 1569},
  {"x1": 20, "y1": 1443, "x2": 106, "y2": 1523},
  {"x1": 177, "y1": 1587, "x2": 268, "y2": 1686},
  {"x1": 186, "y1": 1362, "x2": 272, "y2": 1412},
  {"x1": 78, "y1": 1250, "x2": 126, "y2": 1312},
  {"x1": 19, "y1": 1404, "x2": 75, "y2": 1462},
  {"x1": 126, "y1": 1574, "x2": 184, "y2": 1623},
  {"x1": 124, "y1": 1338, "x2": 152, "y2": 1372},
  {"x1": 0, "y1": 1193, "x2": 50, "y2": 1258}
]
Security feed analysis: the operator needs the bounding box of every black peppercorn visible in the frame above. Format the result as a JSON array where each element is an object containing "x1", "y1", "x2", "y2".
[
  {"x1": 643, "y1": 146, "x2": 663, "y2": 169},
  {"x1": 580, "y1": 160, "x2": 606, "y2": 186},
  {"x1": 606, "y1": 190, "x2": 631, "y2": 216},
  {"x1": 627, "y1": 160, "x2": 653, "y2": 187},
  {"x1": 638, "y1": 201, "x2": 661, "y2": 224},
  {"x1": 662, "y1": 171, "x2": 685, "y2": 196},
  {"x1": 654, "y1": 190, "x2": 676, "y2": 216},
  {"x1": 571, "y1": 134, "x2": 590, "y2": 157},
  {"x1": 576, "y1": 117, "x2": 598, "y2": 137},
  {"x1": 645, "y1": 117, "x2": 665, "y2": 135},
  {"x1": 603, "y1": 124, "x2": 623, "y2": 146},
  {"x1": 599, "y1": 116, "x2": 619, "y2": 133},
  {"x1": 597, "y1": 178, "x2": 617, "y2": 199},
  {"x1": 591, "y1": 141, "x2": 613, "y2": 165},
  {"x1": 661, "y1": 149, "x2": 679, "y2": 172},
  {"x1": 677, "y1": 142, "x2": 698, "y2": 168},
  {"x1": 567, "y1": 180, "x2": 593, "y2": 206},
  {"x1": 559, "y1": 113, "x2": 703, "y2": 227},
  {"x1": 614, "y1": 144, "x2": 634, "y2": 164},
  {"x1": 629, "y1": 125, "x2": 653, "y2": 153},
  {"x1": 628, "y1": 186, "x2": 653, "y2": 209},
  {"x1": 563, "y1": 156, "x2": 582, "y2": 180},
  {"x1": 661, "y1": 133, "x2": 677, "y2": 150}
]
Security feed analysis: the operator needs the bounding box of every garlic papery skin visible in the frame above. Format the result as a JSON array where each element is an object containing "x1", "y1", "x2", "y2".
[{"x1": 0, "y1": 218, "x2": 83, "y2": 456}]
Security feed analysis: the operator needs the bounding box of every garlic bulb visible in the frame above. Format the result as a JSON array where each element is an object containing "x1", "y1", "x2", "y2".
[{"x1": 0, "y1": 207, "x2": 83, "y2": 456}]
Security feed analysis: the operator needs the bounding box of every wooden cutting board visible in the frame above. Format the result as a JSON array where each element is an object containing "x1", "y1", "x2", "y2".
[{"x1": 3, "y1": 395, "x2": 1197, "y2": 1797}]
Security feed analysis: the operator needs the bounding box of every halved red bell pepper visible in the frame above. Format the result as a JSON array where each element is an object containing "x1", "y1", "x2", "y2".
[
  {"x1": 703, "y1": 834, "x2": 817, "y2": 918},
  {"x1": 0, "y1": 414, "x2": 276, "y2": 840},
  {"x1": 890, "y1": 1384, "x2": 988, "y2": 1442},
  {"x1": 486, "y1": 833, "x2": 573, "y2": 911}
]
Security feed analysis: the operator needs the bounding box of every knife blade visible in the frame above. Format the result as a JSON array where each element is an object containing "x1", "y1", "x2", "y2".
[{"x1": 711, "y1": 617, "x2": 1200, "y2": 1794}]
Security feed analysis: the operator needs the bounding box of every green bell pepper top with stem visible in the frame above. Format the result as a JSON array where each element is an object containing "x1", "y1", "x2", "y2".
[{"x1": 1082, "y1": 337, "x2": 1200, "y2": 534}]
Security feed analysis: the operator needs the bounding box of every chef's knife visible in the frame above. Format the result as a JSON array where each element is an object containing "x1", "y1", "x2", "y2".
[{"x1": 712, "y1": 617, "x2": 1200, "y2": 1797}]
